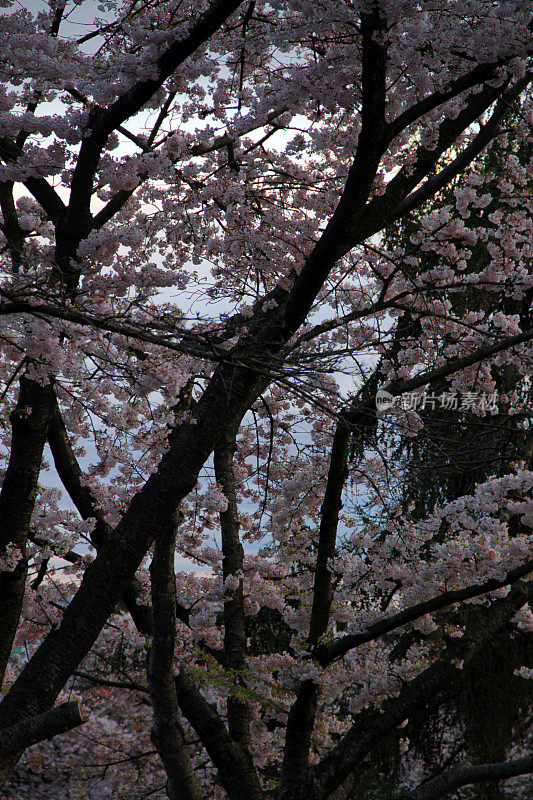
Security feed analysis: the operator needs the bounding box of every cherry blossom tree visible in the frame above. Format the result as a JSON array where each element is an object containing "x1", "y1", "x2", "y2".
[{"x1": 0, "y1": 1, "x2": 532, "y2": 799}]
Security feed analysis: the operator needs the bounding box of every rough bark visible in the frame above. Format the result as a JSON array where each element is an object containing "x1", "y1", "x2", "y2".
[
  {"x1": 0, "y1": 375, "x2": 54, "y2": 687},
  {"x1": 147, "y1": 515, "x2": 203, "y2": 800},
  {"x1": 0, "y1": 701, "x2": 86, "y2": 758},
  {"x1": 214, "y1": 428, "x2": 250, "y2": 746},
  {"x1": 0, "y1": 182, "x2": 25, "y2": 272}
]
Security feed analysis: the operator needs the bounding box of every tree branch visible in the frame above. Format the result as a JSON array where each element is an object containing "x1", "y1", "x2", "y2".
[
  {"x1": 388, "y1": 75, "x2": 532, "y2": 223},
  {"x1": 0, "y1": 182, "x2": 25, "y2": 272},
  {"x1": 316, "y1": 551, "x2": 533, "y2": 665},
  {"x1": 214, "y1": 427, "x2": 250, "y2": 746},
  {"x1": 358, "y1": 77, "x2": 527, "y2": 241},
  {"x1": 47, "y1": 394, "x2": 112, "y2": 548},
  {"x1": 310, "y1": 582, "x2": 533, "y2": 800},
  {"x1": 386, "y1": 59, "x2": 522, "y2": 143},
  {"x1": 0, "y1": 294, "x2": 214, "y2": 362},
  {"x1": 147, "y1": 515, "x2": 203, "y2": 800},
  {"x1": 92, "y1": 106, "x2": 287, "y2": 231},
  {"x1": 280, "y1": 7, "x2": 389, "y2": 792},
  {"x1": 280, "y1": 418, "x2": 351, "y2": 799},
  {"x1": 174, "y1": 670, "x2": 264, "y2": 800},
  {"x1": 338, "y1": 327, "x2": 533, "y2": 439},
  {"x1": 0, "y1": 375, "x2": 54, "y2": 687},
  {"x1": 398, "y1": 755, "x2": 533, "y2": 800},
  {"x1": 64, "y1": 0, "x2": 246, "y2": 270},
  {"x1": 0, "y1": 701, "x2": 86, "y2": 757},
  {"x1": 0, "y1": 138, "x2": 66, "y2": 224},
  {"x1": 47, "y1": 392, "x2": 155, "y2": 635},
  {"x1": 281, "y1": 3, "x2": 388, "y2": 334}
]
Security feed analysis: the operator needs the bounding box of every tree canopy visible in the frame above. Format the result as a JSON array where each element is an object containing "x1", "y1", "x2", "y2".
[{"x1": 0, "y1": 2, "x2": 532, "y2": 799}]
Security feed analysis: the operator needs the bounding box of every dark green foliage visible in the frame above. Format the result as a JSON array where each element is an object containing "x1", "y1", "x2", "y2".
[
  {"x1": 396, "y1": 405, "x2": 529, "y2": 521},
  {"x1": 247, "y1": 607, "x2": 293, "y2": 656}
]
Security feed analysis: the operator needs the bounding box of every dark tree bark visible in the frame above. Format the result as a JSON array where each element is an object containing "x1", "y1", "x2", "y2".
[
  {"x1": 397, "y1": 756, "x2": 533, "y2": 800},
  {"x1": 0, "y1": 375, "x2": 54, "y2": 687},
  {"x1": 214, "y1": 427, "x2": 250, "y2": 746},
  {"x1": 147, "y1": 515, "x2": 203, "y2": 800},
  {"x1": 0, "y1": 701, "x2": 86, "y2": 758}
]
